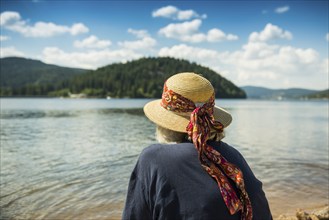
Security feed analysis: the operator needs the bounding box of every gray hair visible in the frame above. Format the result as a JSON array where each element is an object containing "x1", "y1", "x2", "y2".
[{"x1": 156, "y1": 125, "x2": 225, "y2": 144}]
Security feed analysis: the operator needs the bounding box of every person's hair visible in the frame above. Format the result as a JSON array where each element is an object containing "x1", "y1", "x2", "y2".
[{"x1": 156, "y1": 125, "x2": 225, "y2": 144}]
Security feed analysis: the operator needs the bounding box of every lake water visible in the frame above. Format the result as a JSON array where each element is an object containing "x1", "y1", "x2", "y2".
[{"x1": 0, "y1": 98, "x2": 328, "y2": 219}]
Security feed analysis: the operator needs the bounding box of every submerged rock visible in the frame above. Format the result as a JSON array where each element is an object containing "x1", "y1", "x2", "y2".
[
  {"x1": 297, "y1": 206, "x2": 329, "y2": 220},
  {"x1": 277, "y1": 206, "x2": 329, "y2": 220},
  {"x1": 277, "y1": 215, "x2": 297, "y2": 220},
  {"x1": 313, "y1": 206, "x2": 329, "y2": 220}
]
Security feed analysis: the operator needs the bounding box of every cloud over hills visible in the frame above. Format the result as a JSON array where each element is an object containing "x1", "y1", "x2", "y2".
[
  {"x1": 249, "y1": 23, "x2": 292, "y2": 42},
  {"x1": 152, "y1": 5, "x2": 206, "y2": 20},
  {"x1": 0, "y1": 11, "x2": 88, "y2": 37},
  {"x1": 118, "y1": 29, "x2": 157, "y2": 50},
  {"x1": 74, "y1": 35, "x2": 112, "y2": 49},
  {"x1": 0, "y1": 3, "x2": 328, "y2": 89},
  {"x1": 159, "y1": 23, "x2": 328, "y2": 89},
  {"x1": 158, "y1": 19, "x2": 238, "y2": 43}
]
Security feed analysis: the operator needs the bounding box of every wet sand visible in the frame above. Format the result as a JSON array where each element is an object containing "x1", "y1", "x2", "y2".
[
  {"x1": 266, "y1": 186, "x2": 328, "y2": 218},
  {"x1": 7, "y1": 202, "x2": 125, "y2": 220},
  {"x1": 270, "y1": 199, "x2": 328, "y2": 218},
  {"x1": 3, "y1": 200, "x2": 327, "y2": 220},
  {"x1": 97, "y1": 201, "x2": 328, "y2": 220}
]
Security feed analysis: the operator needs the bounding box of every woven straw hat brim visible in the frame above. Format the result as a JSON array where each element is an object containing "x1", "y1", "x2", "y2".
[{"x1": 144, "y1": 99, "x2": 232, "y2": 133}]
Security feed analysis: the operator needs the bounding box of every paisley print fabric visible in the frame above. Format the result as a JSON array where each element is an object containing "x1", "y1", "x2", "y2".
[{"x1": 160, "y1": 82, "x2": 253, "y2": 220}]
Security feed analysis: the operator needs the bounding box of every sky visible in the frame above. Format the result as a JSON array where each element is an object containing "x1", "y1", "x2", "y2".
[{"x1": 0, "y1": 0, "x2": 328, "y2": 90}]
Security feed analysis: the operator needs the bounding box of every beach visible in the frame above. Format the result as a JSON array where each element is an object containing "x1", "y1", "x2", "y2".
[
  {"x1": 268, "y1": 192, "x2": 329, "y2": 218},
  {"x1": 276, "y1": 205, "x2": 329, "y2": 220}
]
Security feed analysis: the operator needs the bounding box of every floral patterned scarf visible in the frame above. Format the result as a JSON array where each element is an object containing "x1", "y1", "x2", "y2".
[{"x1": 161, "y1": 82, "x2": 253, "y2": 220}]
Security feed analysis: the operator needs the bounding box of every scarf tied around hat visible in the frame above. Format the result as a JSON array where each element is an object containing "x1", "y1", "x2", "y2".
[{"x1": 160, "y1": 82, "x2": 253, "y2": 220}]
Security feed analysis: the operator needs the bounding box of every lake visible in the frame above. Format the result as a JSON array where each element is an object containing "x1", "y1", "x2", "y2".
[{"x1": 0, "y1": 98, "x2": 328, "y2": 219}]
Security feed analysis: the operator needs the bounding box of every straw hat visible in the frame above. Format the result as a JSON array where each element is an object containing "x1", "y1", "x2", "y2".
[{"x1": 143, "y1": 72, "x2": 232, "y2": 133}]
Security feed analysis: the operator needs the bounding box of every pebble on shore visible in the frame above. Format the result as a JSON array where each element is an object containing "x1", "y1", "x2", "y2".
[{"x1": 277, "y1": 206, "x2": 329, "y2": 220}]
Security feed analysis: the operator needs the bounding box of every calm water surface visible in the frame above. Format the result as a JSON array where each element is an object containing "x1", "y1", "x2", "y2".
[{"x1": 0, "y1": 98, "x2": 328, "y2": 219}]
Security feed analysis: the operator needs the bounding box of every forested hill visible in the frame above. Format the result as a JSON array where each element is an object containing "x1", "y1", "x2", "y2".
[
  {"x1": 64, "y1": 57, "x2": 246, "y2": 98},
  {"x1": 0, "y1": 57, "x2": 87, "y2": 88},
  {"x1": 241, "y1": 86, "x2": 327, "y2": 100},
  {"x1": 0, "y1": 57, "x2": 246, "y2": 98}
]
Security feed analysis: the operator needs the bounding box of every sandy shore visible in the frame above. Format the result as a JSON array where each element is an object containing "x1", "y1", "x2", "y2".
[
  {"x1": 267, "y1": 189, "x2": 328, "y2": 219},
  {"x1": 114, "y1": 203, "x2": 329, "y2": 220},
  {"x1": 274, "y1": 205, "x2": 329, "y2": 220}
]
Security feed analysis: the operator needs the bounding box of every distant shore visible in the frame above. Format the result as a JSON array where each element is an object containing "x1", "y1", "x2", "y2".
[{"x1": 0, "y1": 95, "x2": 328, "y2": 101}]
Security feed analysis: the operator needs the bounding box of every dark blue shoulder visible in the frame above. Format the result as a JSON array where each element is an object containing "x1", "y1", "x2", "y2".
[
  {"x1": 139, "y1": 144, "x2": 166, "y2": 159},
  {"x1": 138, "y1": 143, "x2": 196, "y2": 166},
  {"x1": 141, "y1": 143, "x2": 194, "y2": 157},
  {"x1": 138, "y1": 144, "x2": 172, "y2": 167}
]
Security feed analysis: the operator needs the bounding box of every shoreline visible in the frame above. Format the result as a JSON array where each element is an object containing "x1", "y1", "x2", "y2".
[
  {"x1": 108, "y1": 202, "x2": 329, "y2": 220},
  {"x1": 274, "y1": 205, "x2": 329, "y2": 220},
  {"x1": 267, "y1": 189, "x2": 329, "y2": 218}
]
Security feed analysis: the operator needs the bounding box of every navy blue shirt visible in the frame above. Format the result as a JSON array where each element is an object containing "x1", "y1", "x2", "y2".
[{"x1": 122, "y1": 141, "x2": 272, "y2": 220}]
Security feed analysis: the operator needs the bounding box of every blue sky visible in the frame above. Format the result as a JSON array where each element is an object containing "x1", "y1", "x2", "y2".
[{"x1": 1, "y1": 0, "x2": 328, "y2": 89}]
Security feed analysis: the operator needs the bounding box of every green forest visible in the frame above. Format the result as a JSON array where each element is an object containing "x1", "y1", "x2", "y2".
[{"x1": 0, "y1": 57, "x2": 246, "y2": 99}]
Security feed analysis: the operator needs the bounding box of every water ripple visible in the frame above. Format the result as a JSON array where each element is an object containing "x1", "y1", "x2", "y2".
[{"x1": 1, "y1": 98, "x2": 328, "y2": 219}]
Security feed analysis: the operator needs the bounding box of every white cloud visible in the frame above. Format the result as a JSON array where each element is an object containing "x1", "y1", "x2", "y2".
[
  {"x1": 249, "y1": 23, "x2": 292, "y2": 42},
  {"x1": 70, "y1": 23, "x2": 89, "y2": 36},
  {"x1": 159, "y1": 44, "x2": 221, "y2": 67},
  {"x1": 152, "y1": 5, "x2": 177, "y2": 19},
  {"x1": 159, "y1": 19, "x2": 203, "y2": 42},
  {"x1": 177, "y1": 10, "x2": 196, "y2": 20},
  {"x1": 158, "y1": 40, "x2": 328, "y2": 89},
  {"x1": 74, "y1": 35, "x2": 111, "y2": 49},
  {"x1": 159, "y1": 19, "x2": 238, "y2": 43},
  {"x1": 326, "y1": 33, "x2": 329, "y2": 41},
  {"x1": 0, "y1": 46, "x2": 25, "y2": 58},
  {"x1": 0, "y1": 11, "x2": 89, "y2": 37},
  {"x1": 0, "y1": 11, "x2": 21, "y2": 26},
  {"x1": 118, "y1": 29, "x2": 157, "y2": 50},
  {"x1": 118, "y1": 37, "x2": 156, "y2": 51},
  {"x1": 0, "y1": 35, "x2": 10, "y2": 41},
  {"x1": 275, "y1": 5, "x2": 290, "y2": 14},
  {"x1": 42, "y1": 47, "x2": 143, "y2": 69},
  {"x1": 152, "y1": 5, "x2": 206, "y2": 20},
  {"x1": 127, "y1": 28, "x2": 149, "y2": 38},
  {"x1": 207, "y1": 28, "x2": 238, "y2": 42}
]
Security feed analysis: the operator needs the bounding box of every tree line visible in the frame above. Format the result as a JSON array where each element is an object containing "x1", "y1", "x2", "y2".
[{"x1": 0, "y1": 57, "x2": 246, "y2": 99}]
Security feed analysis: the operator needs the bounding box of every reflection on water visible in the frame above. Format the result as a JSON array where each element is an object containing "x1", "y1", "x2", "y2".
[
  {"x1": 1, "y1": 99, "x2": 155, "y2": 220},
  {"x1": 1, "y1": 108, "x2": 145, "y2": 119},
  {"x1": 1, "y1": 98, "x2": 328, "y2": 219},
  {"x1": 223, "y1": 100, "x2": 329, "y2": 216}
]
